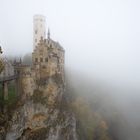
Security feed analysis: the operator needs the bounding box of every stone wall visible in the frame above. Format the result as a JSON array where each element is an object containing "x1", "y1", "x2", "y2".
[{"x1": 32, "y1": 37, "x2": 65, "y2": 80}]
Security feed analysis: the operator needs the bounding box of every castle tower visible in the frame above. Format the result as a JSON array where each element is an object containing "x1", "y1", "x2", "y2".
[
  {"x1": 32, "y1": 15, "x2": 65, "y2": 81},
  {"x1": 33, "y1": 15, "x2": 46, "y2": 49}
]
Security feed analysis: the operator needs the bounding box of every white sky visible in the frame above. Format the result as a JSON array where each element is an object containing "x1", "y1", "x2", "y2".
[{"x1": 0, "y1": 0, "x2": 140, "y2": 88}]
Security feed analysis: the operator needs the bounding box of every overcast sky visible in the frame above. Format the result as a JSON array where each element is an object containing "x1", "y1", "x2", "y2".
[{"x1": 0, "y1": 0, "x2": 140, "y2": 89}]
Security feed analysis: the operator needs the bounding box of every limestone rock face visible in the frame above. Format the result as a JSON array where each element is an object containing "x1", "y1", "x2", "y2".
[{"x1": 5, "y1": 74, "x2": 78, "y2": 140}]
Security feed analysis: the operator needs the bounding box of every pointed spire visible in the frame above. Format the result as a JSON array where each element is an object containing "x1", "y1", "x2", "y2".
[{"x1": 48, "y1": 28, "x2": 50, "y2": 39}]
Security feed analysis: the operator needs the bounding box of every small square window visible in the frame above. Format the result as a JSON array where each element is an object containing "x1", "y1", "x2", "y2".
[
  {"x1": 40, "y1": 58, "x2": 43, "y2": 62},
  {"x1": 35, "y1": 58, "x2": 38, "y2": 62},
  {"x1": 42, "y1": 65, "x2": 46, "y2": 69},
  {"x1": 45, "y1": 58, "x2": 48, "y2": 62}
]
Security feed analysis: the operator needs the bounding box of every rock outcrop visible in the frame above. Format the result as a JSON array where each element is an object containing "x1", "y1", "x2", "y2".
[{"x1": 5, "y1": 73, "x2": 78, "y2": 140}]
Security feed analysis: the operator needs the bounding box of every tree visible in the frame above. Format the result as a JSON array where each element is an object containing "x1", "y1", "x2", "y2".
[{"x1": 0, "y1": 46, "x2": 4, "y2": 73}]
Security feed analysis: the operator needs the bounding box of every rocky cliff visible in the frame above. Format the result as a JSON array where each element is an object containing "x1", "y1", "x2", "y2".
[{"x1": 4, "y1": 73, "x2": 78, "y2": 140}]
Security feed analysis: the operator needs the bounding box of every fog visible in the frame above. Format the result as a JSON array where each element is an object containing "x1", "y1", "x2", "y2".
[{"x1": 1, "y1": 0, "x2": 140, "y2": 139}]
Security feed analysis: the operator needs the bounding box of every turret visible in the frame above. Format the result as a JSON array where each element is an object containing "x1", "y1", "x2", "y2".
[{"x1": 33, "y1": 15, "x2": 46, "y2": 49}]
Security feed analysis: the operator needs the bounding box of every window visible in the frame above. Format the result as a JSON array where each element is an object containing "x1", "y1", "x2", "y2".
[
  {"x1": 45, "y1": 58, "x2": 48, "y2": 62},
  {"x1": 42, "y1": 65, "x2": 46, "y2": 69},
  {"x1": 35, "y1": 58, "x2": 38, "y2": 62},
  {"x1": 35, "y1": 30, "x2": 38, "y2": 34},
  {"x1": 40, "y1": 58, "x2": 43, "y2": 62}
]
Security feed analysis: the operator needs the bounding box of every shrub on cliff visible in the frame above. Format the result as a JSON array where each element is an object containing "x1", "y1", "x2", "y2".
[{"x1": 70, "y1": 97, "x2": 111, "y2": 140}]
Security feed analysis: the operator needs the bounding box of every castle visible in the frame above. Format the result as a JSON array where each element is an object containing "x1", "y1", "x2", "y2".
[
  {"x1": 17, "y1": 15, "x2": 65, "y2": 95},
  {"x1": 0, "y1": 15, "x2": 65, "y2": 101},
  {"x1": 3, "y1": 16, "x2": 79, "y2": 140},
  {"x1": 32, "y1": 15, "x2": 64, "y2": 78},
  {"x1": 15, "y1": 15, "x2": 65, "y2": 98},
  {"x1": 32, "y1": 15, "x2": 65, "y2": 80}
]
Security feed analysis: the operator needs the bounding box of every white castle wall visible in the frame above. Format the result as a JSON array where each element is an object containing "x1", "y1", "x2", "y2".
[{"x1": 33, "y1": 15, "x2": 46, "y2": 49}]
